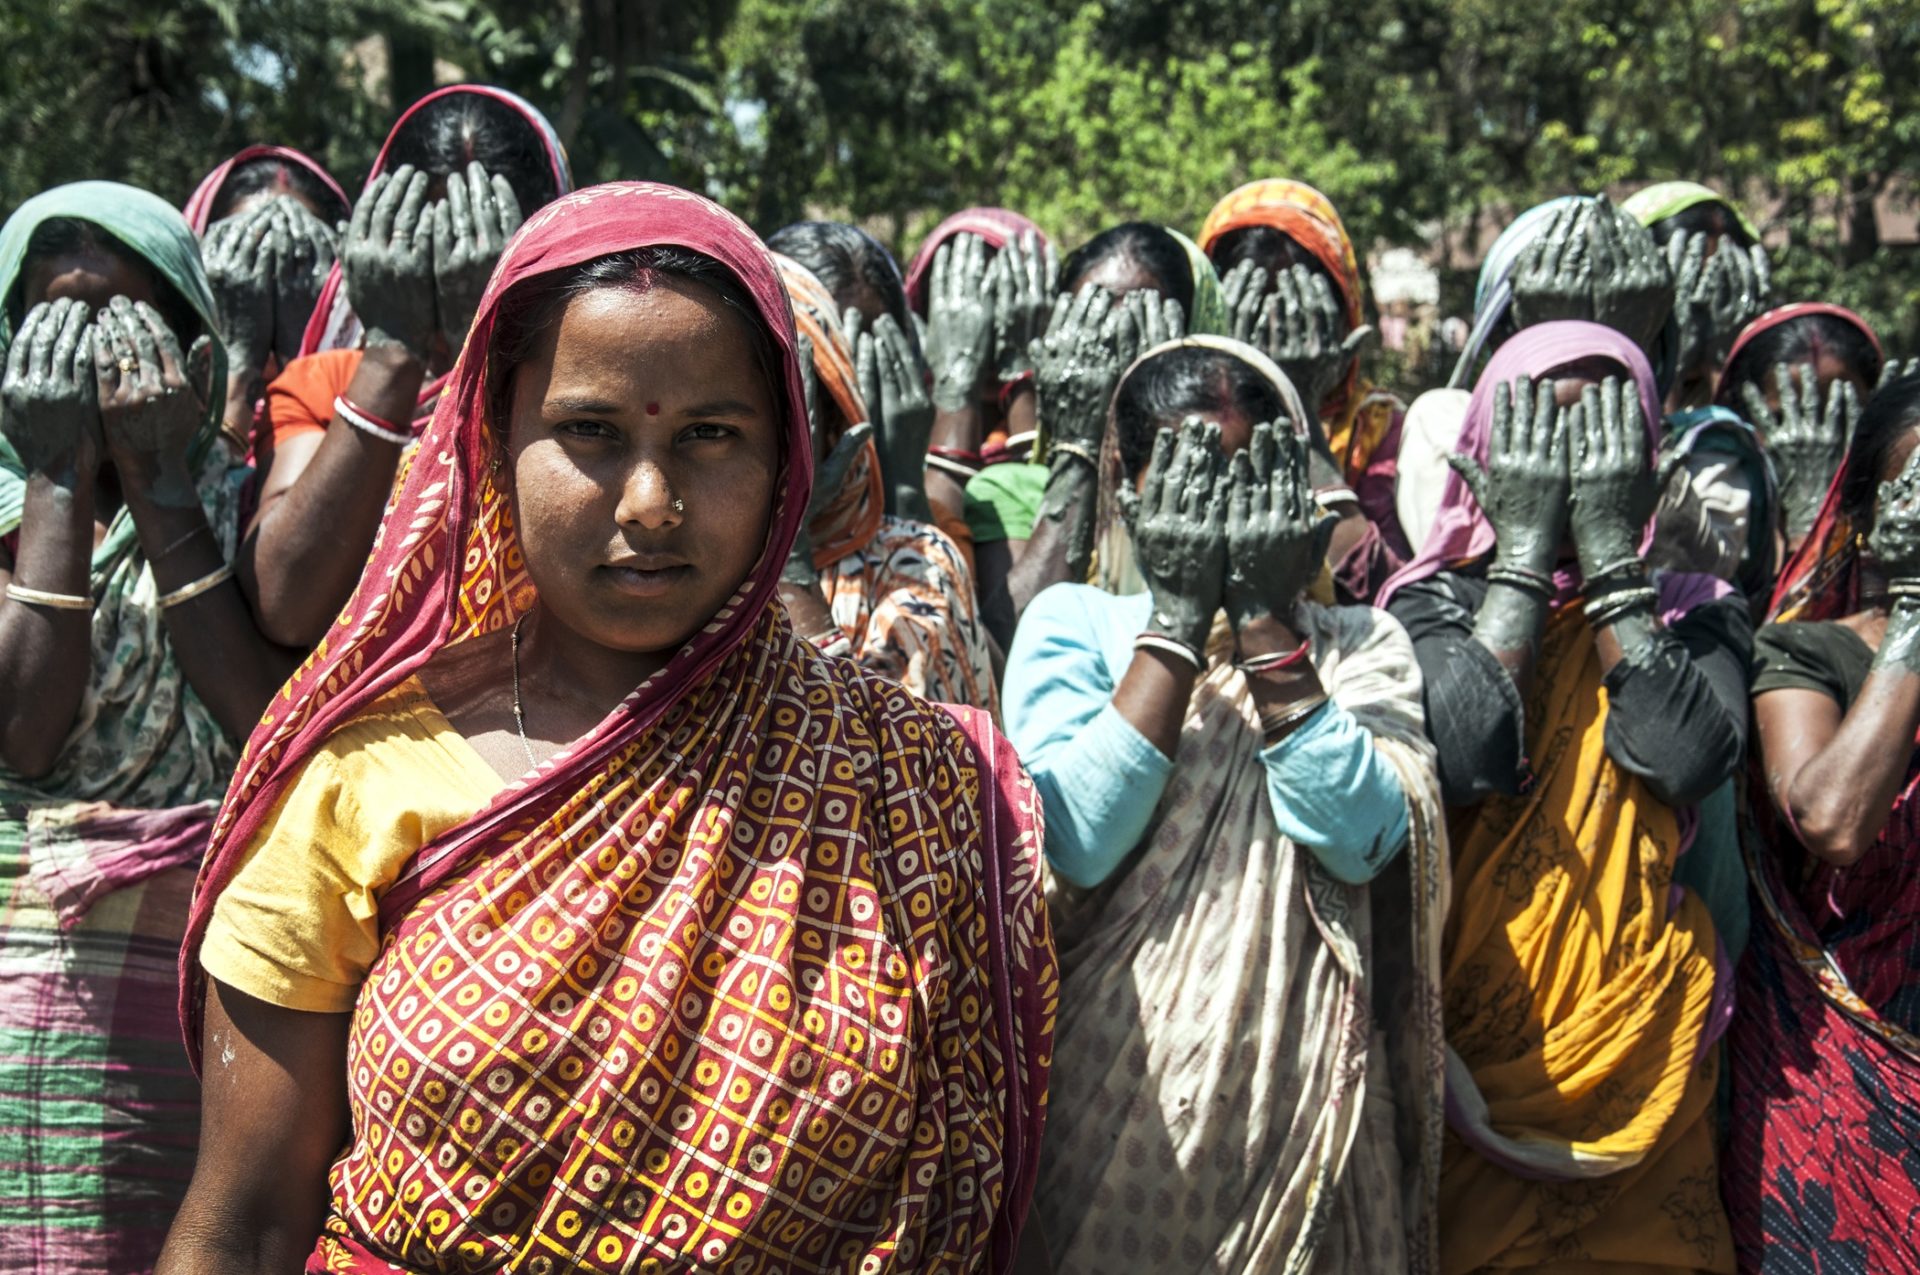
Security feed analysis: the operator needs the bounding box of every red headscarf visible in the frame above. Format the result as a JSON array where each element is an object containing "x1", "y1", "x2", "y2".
[
  {"x1": 1713, "y1": 302, "x2": 1883, "y2": 409},
  {"x1": 298, "y1": 84, "x2": 573, "y2": 358},
  {"x1": 902, "y1": 207, "x2": 1048, "y2": 315},
  {"x1": 183, "y1": 144, "x2": 348, "y2": 235}
]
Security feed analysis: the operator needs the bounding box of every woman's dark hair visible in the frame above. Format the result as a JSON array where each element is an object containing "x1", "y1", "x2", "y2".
[
  {"x1": 10, "y1": 218, "x2": 201, "y2": 344},
  {"x1": 1112, "y1": 345, "x2": 1286, "y2": 478},
  {"x1": 1717, "y1": 313, "x2": 1883, "y2": 405},
  {"x1": 486, "y1": 246, "x2": 781, "y2": 441},
  {"x1": 385, "y1": 91, "x2": 561, "y2": 214},
  {"x1": 1840, "y1": 372, "x2": 1920, "y2": 530},
  {"x1": 1206, "y1": 224, "x2": 1338, "y2": 296},
  {"x1": 1058, "y1": 221, "x2": 1194, "y2": 312},
  {"x1": 765, "y1": 221, "x2": 912, "y2": 337},
  {"x1": 210, "y1": 157, "x2": 350, "y2": 225},
  {"x1": 1645, "y1": 200, "x2": 1757, "y2": 251}
]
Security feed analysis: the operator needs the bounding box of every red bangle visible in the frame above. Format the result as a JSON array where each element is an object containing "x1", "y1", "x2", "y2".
[
  {"x1": 1235, "y1": 638, "x2": 1311, "y2": 674},
  {"x1": 928, "y1": 445, "x2": 983, "y2": 465}
]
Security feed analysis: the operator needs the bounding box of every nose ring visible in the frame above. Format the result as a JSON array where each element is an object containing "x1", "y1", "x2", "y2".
[{"x1": 671, "y1": 498, "x2": 685, "y2": 513}]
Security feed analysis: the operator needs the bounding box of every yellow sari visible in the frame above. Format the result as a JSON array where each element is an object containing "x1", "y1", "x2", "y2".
[{"x1": 1440, "y1": 608, "x2": 1730, "y2": 1273}]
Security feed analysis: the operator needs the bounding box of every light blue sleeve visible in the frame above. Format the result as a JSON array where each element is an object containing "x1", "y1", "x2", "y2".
[
  {"x1": 1002, "y1": 585, "x2": 1171, "y2": 889},
  {"x1": 1261, "y1": 699, "x2": 1410, "y2": 884}
]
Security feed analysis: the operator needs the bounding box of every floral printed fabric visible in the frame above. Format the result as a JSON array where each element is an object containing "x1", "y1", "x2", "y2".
[{"x1": 820, "y1": 515, "x2": 999, "y2": 714}]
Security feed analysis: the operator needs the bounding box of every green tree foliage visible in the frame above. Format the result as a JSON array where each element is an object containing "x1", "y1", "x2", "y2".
[{"x1": 4, "y1": 0, "x2": 1918, "y2": 350}]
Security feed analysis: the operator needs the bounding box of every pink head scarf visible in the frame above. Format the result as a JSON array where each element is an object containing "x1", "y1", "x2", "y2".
[
  {"x1": 183, "y1": 144, "x2": 348, "y2": 235},
  {"x1": 902, "y1": 207, "x2": 1048, "y2": 315},
  {"x1": 1379, "y1": 320, "x2": 1726, "y2": 618}
]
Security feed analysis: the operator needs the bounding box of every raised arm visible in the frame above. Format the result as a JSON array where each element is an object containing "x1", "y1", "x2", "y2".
[
  {"x1": 1004, "y1": 420, "x2": 1227, "y2": 888},
  {"x1": 0, "y1": 300, "x2": 103, "y2": 775},
  {"x1": 1757, "y1": 450, "x2": 1920, "y2": 865}
]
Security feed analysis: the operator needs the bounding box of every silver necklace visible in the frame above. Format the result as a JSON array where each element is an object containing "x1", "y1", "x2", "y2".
[{"x1": 510, "y1": 614, "x2": 539, "y2": 770}]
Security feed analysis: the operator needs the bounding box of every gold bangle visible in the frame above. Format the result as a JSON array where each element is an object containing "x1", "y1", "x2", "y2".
[
  {"x1": 6, "y1": 582, "x2": 92, "y2": 610},
  {"x1": 157, "y1": 563, "x2": 234, "y2": 609}
]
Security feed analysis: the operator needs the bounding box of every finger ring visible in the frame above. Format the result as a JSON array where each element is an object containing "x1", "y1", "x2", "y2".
[{"x1": 117, "y1": 357, "x2": 137, "y2": 374}]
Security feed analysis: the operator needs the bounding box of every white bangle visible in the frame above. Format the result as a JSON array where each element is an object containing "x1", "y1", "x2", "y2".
[
  {"x1": 1133, "y1": 631, "x2": 1205, "y2": 671},
  {"x1": 157, "y1": 563, "x2": 234, "y2": 609},
  {"x1": 925, "y1": 455, "x2": 980, "y2": 482},
  {"x1": 6, "y1": 582, "x2": 92, "y2": 610},
  {"x1": 333, "y1": 395, "x2": 412, "y2": 446}
]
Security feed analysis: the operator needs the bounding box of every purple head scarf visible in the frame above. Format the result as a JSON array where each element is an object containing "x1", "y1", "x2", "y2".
[{"x1": 1378, "y1": 320, "x2": 1728, "y2": 619}]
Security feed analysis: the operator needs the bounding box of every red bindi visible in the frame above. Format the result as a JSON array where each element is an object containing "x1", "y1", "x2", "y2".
[{"x1": 646, "y1": 402, "x2": 660, "y2": 416}]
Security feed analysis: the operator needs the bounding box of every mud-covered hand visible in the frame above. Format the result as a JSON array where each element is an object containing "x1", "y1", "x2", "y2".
[
  {"x1": 1703, "y1": 240, "x2": 1770, "y2": 357},
  {"x1": 1446, "y1": 376, "x2": 1571, "y2": 575},
  {"x1": 1, "y1": 298, "x2": 98, "y2": 478},
  {"x1": 1744, "y1": 362, "x2": 1857, "y2": 540},
  {"x1": 1880, "y1": 356, "x2": 1920, "y2": 389},
  {"x1": 1568, "y1": 376, "x2": 1664, "y2": 579},
  {"x1": 785, "y1": 334, "x2": 875, "y2": 583},
  {"x1": 266, "y1": 196, "x2": 339, "y2": 362},
  {"x1": 432, "y1": 161, "x2": 523, "y2": 355},
  {"x1": 1253, "y1": 263, "x2": 1369, "y2": 414},
  {"x1": 990, "y1": 230, "x2": 1055, "y2": 380},
  {"x1": 924, "y1": 233, "x2": 997, "y2": 411},
  {"x1": 1121, "y1": 287, "x2": 1185, "y2": 356},
  {"x1": 1666, "y1": 230, "x2": 1712, "y2": 375},
  {"x1": 855, "y1": 314, "x2": 934, "y2": 517},
  {"x1": 341, "y1": 165, "x2": 436, "y2": 360},
  {"x1": 1585, "y1": 199, "x2": 1675, "y2": 350},
  {"x1": 201, "y1": 203, "x2": 277, "y2": 384},
  {"x1": 1511, "y1": 203, "x2": 1597, "y2": 329},
  {"x1": 1871, "y1": 444, "x2": 1920, "y2": 582},
  {"x1": 1118, "y1": 416, "x2": 1228, "y2": 652},
  {"x1": 1031, "y1": 285, "x2": 1131, "y2": 459},
  {"x1": 1223, "y1": 420, "x2": 1336, "y2": 629},
  {"x1": 1221, "y1": 259, "x2": 1272, "y2": 348},
  {"x1": 92, "y1": 297, "x2": 210, "y2": 499}
]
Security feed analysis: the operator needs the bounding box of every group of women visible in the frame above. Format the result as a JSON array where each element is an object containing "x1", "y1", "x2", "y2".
[{"x1": 0, "y1": 79, "x2": 1913, "y2": 1275}]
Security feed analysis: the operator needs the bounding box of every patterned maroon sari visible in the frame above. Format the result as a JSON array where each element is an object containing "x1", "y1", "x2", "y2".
[{"x1": 181, "y1": 181, "x2": 1055, "y2": 1273}]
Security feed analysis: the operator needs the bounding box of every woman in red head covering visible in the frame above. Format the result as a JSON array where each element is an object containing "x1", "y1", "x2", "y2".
[
  {"x1": 239, "y1": 85, "x2": 572, "y2": 649},
  {"x1": 160, "y1": 182, "x2": 1055, "y2": 1274}
]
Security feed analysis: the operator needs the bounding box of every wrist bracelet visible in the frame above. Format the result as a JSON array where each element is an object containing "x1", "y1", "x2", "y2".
[
  {"x1": 1047, "y1": 440, "x2": 1099, "y2": 472},
  {"x1": 1584, "y1": 585, "x2": 1659, "y2": 628},
  {"x1": 334, "y1": 395, "x2": 412, "y2": 446},
  {"x1": 1584, "y1": 554, "x2": 1646, "y2": 588},
  {"x1": 1134, "y1": 631, "x2": 1205, "y2": 672},
  {"x1": 6, "y1": 582, "x2": 91, "y2": 611},
  {"x1": 928, "y1": 445, "x2": 983, "y2": 466},
  {"x1": 1889, "y1": 579, "x2": 1920, "y2": 600},
  {"x1": 1237, "y1": 638, "x2": 1311, "y2": 674},
  {"x1": 1486, "y1": 563, "x2": 1556, "y2": 598},
  {"x1": 925, "y1": 454, "x2": 980, "y2": 482},
  {"x1": 154, "y1": 523, "x2": 211, "y2": 562},
  {"x1": 1260, "y1": 693, "x2": 1329, "y2": 738},
  {"x1": 157, "y1": 563, "x2": 234, "y2": 609}
]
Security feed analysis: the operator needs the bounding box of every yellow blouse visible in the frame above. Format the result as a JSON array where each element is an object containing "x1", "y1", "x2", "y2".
[{"x1": 198, "y1": 677, "x2": 503, "y2": 1013}]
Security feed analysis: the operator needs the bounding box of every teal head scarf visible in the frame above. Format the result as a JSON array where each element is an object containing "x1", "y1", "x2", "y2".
[{"x1": 0, "y1": 181, "x2": 230, "y2": 535}]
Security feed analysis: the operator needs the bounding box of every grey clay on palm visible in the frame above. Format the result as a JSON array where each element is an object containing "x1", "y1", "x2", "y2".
[
  {"x1": 342, "y1": 165, "x2": 437, "y2": 361},
  {"x1": 924, "y1": 233, "x2": 997, "y2": 412},
  {"x1": 1119, "y1": 416, "x2": 1228, "y2": 652},
  {"x1": 2, "y1": 298, "x2": 99, "y2": 477},
  {"x1": 1222, "y1": 420, "x2": 1332, "y2": 628}
]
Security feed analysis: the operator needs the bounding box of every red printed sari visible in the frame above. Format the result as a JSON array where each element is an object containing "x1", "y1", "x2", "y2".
[{"x1": 181, "y1": 181, "x2": 1055, "y2": 1274}]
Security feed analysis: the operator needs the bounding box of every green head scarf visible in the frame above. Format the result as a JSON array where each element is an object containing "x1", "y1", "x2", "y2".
[
  {"x1": 0, "y1": 180, "x2": 229, "y2": 533},
  {"x1": 1168, "y1": 228, "x2": 1228, "y2": 336},
  {"x1": 1620, "y1": 181, "x2": 1759, "y2": 241}
]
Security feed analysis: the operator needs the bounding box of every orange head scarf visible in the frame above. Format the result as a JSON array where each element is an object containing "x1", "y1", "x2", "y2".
[{"x1": 772, "y1": 252, "x2": 885, "y2": 568}]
